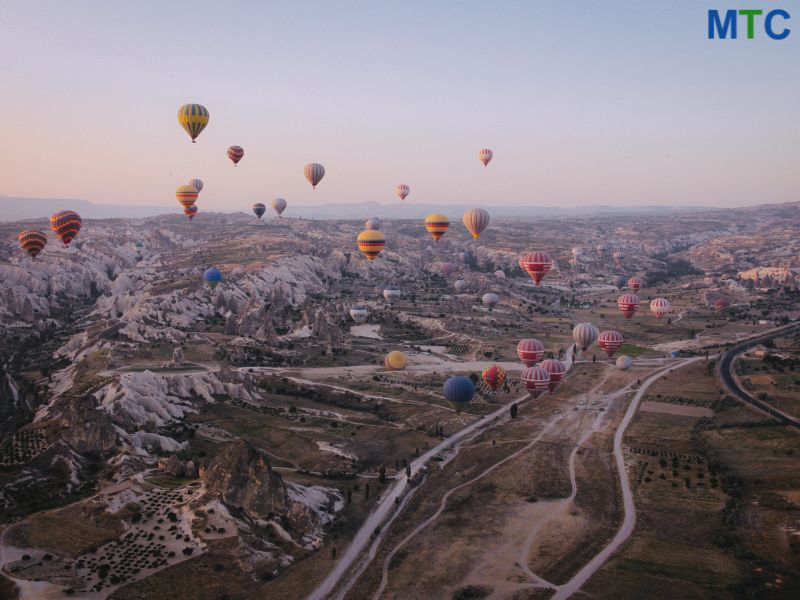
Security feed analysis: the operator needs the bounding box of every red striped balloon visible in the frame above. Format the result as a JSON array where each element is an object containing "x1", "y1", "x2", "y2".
[
  {"x1": 49, "y1": 210, "x2": 82, "y2": 246},
  {"x1": 517, "y1": 339, "x2": 544, "y2": 367},
  {"x1": 598, "y1": 330, "x2": 624, "y2": 357},
  {"x1": 396, "y1": 184, "x2": 410, "y2": 200},
  {"x1": 539, "y1": 359, "x2": 567, "y2": 391},
  {"x1": 18, "y1": 230, "x2": 47, "y2": 258},
  {"x1": 627, "y1": 276, "x2": 643, "y2": 291},
  {"x1": 227, "y1": 145, "x2": 244, "y2": 166},
  {"x1": 521, "y1": 366, "x2": 550, "y2": 398},
  {"x1": 478, "y1": 148, "x2": 493, "y2": 167},
  {"x1": 184, "y1": 205, "x2": 198, "y2": 220},
  {"x1": 650, "y1": 297, "x2": 670, "y2": 319},
  {"x1": 617, "y1": 293, "x2": 640, "y2": 319},
  {"x1": 520, "y1": 251, "x2": 552, "y2": 286}
]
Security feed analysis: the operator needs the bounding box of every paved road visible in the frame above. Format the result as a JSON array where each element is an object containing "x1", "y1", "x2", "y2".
[{"x1": 719, "y1": 322, "x2": 800, "y2": 429}]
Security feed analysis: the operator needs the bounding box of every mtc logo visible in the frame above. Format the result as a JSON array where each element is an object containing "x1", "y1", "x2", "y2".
[{"x1": 708, "y1": 9, "x2": 791, "y2": 39}]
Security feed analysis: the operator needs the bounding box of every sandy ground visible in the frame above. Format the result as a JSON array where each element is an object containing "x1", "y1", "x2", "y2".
[{"x1": 639, "y1": 401, "x2": 714, "y2": 418}]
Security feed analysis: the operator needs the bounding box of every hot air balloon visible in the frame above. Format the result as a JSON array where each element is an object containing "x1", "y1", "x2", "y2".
[
  {"x1": 396, "y1": 184, "x2": 410, "y2": 201},
  {"x1": 481, "y1": 365, "x2": 506, "y2": 391},
  {"x1": 596, "y1": 243, "x2": 606, "y2": 258},
  {"x1": 598, "y1": 330, "x2": 624, "y2": 357},
  {"x1": 458, "y1": 250, "x2": 473, "y2": 264},
  {"x1": 357, "y1": 230, "x2": 386, "y2": 261},
  {"x1": 517, "y1": 339, "x2": 545, "y2": 367},
  {"x1": 463, "y1": 208, "x2": 490, "y2": 239},
  {"x1": 571, "y1": 247, "x2": 583, "y2": 260},
  {"x1": 18, "y1": 230, "x2": 47, "y2": 258},
  {"x1": 616, "y1": 355, "x2": 632, "y2": 370},
  {"x1": 350, "y1": 305, "x2": 368, "y2": 323},
  {"x1": 443, "y1": 376, "x2": 475, "y2": 410},
  {"x1": 714, "y1": 298, "x2": 730, "y2": 312},
  {"x1": 617, "y1": 293, "x2": 640, "y2": 319},
  {"x1": 49, "y1": 210, "x2": 82, "y2": 246},
  {"x1": 520, "y1": 251, "x2": 552, "y2": 286},
  {"x1": 383, "y1": 287, "x2": 401, "y2": 302},
  {"x1": 573, "y1": 322, "x2": 599, "y2": 351},
  {"x1": 494, "y1": 270, "x2": 505, "y2": 280},
  {"x1": 439, "y1": 262, "x2": 456, "y2": 278},
  {"x1": 478, "y1": 148, "x2": 493, "y2": 167},
  {"x1": 253, "y1": 203, "x2": 267, "y2": 219},
  {"x1": 482, "y1": 292, "x2": 499, "y2": 309},
  {"x1": 613, "y1": 251, "x2": 624, "y2": 267},
  {"x1": 521, "y1": 366, "x2": 550, "y2": 398},
  {"x1": 304, "y1": 163, "x2": 325, "y2": 188},
  {"x1": 424, "y1": 214, "x2": 450, "y2": 241},
  {"x1": 203, "y1": 267, "x2": 221, "y2": 289},
  {"x1": 227, "y1": 146, "x2": 244, "y2": 166},
  {"x1": 612, "y1": 275, "x2": 627, "y2": 290},
  {"x1": 177, "y1": 104, "x2": 209, "y2": 143},
  {"x1": 628, "y1": 276, "x2": 644, "y2": 292},
  {"x1": 188, "y1": 178, "x2": 204, "y2": 193},
  {"x1": 384, "y1": 351, "x2": 407, "y2": 371},
  {"x1": 539, "y1": 359, "x2": 567, "y2": 391},
  {"x1": 184, "y1": 205, "x2": 198, "y2": 220},
  {"x1": 650, "y1": 298, "x2": 670, "y2": 319},
  {"x1": 365, "y1": 217, "x2": 382, "y2": 231},
  {"x1": 176, "y1": 184, "x2": 199, "y2": 209},
  {"x1": 454, "y1": 279, "x2": 467, "y2": 293},
  {"x1": 272, "y1": 198, "x2": 287, "y2": 217}
]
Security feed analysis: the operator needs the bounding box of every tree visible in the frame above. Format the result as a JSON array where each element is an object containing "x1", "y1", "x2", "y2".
[
  {"x1": 510, "y1": 403, "x2": 518, "y2": 419},
  {"x1": 379, "y1": 466, "x2": 386, "y2": 484}
]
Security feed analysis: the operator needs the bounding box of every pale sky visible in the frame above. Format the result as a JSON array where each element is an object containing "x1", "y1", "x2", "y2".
[{"x1": 0, "y1": 1, "x2": 797, "y2": 210}]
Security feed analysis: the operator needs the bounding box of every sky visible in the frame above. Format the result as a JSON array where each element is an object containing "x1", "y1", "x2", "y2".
[{"x1": 0, "y1": 0, "x2": 798, "y2": 210}]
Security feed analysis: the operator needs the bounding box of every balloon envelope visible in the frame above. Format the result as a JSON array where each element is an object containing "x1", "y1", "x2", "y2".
[
  {"x1": 19, "y1": 230, "x2": 47, "y2": 258},
  {"x1": 203, "y1": 267, "x2": 222, "y2": 289},
  {"x1": 463, "y1": 208, "x2": 490, "y2": 239},
  {"x1": 188, "y1": 178, "x2": 204, "y2": 193},
  {"x1": 478, "y1": 148, "x2": 493, "y2": 167},
  {"x1": 272, "y1": 198, "x2": 287, "y2": 216},
  {"x1": 357, "y1": 230, "x2": 386, "y2": 261},
  {"x1": 573, "y1": 323, "x2": 599, "y2": 351},
  {"x1": 177, "y1": 104, "x2": 209, "y2": 142},
  {"x1": 304, "y1": 163, "x2": 325, "y2": 188},
  {"x1": 384, "y1": 351, "x2": 407, "y2": 370},
  {"x1": 49, "y1": 210, "x2": 82, "y2": 246},
  {"x1": 443, "y1": 376, "x2": 475, "y2": 408},
  {"x1": 253, "y1": 203, "x2": 267, "y2": 219}
]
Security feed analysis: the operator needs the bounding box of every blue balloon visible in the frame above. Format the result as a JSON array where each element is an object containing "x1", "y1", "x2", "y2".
[
  {"x1": 443, "y1": 376, "x2": 475, "y2": 409},
  {"x1": 203, "y1": 267, "x2": 222, "y2": 289}
]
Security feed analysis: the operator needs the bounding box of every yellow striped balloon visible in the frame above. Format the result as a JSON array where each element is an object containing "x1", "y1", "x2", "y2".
[
  {"x1": 424, "y1": 213, "x2": 449, "y2": 241},
  {"x1": 176, "y1": 184, "x2": 199, "y2": 209},
  {"x1": 357, "y1": 229, "x2": 385, "y2": 261},
  {"x1": 18, "y1": 230, "x2": 47, "y2": 258},
  {"x1": 177, "y1": 104, "x2": 209, "y2": 143}
]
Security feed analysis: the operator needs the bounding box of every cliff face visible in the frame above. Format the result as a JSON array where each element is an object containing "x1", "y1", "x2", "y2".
[
  {"x1": 59, "y1": 396, "x2": 118, "y2": 456},
  {"x1": 202, "y1": 439, "x2": 289, "y2": 520}
]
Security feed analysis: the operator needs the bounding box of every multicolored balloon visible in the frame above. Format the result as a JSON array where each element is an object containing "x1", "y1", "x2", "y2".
[
  {"x1": 478, "y1": 148, "x2": 493, "y2": 167},
  {"x1": 365, "y1": 217, "x2": 382, "y2": 231},
  {"x1": 184, "y1": 205, "x2": 198, "y2": 220},
  {"x1": 481, "y1": 365, "x2": 506, "y2": 391},
  {"x1": 177, "y1": 104, "x2": 209, "y2": 143},
  {"x1": 616, "y1": 355, "x2": 632, "y2": 370},
  {"x1": 272, "y1": 198, "x2": 287, "y2": 216},
  {"x1": 384, "y1": 350, "x2": 407, "y2": 371},
  {"x1": 613, "y1": 250, "x2": 624, "y2": 267},
  {"x1": 439, "y1": 262, "x2": 456, "y2": 278},
  {"x1": 573, "y1": 322, "x2": 599, "y2": 351},
  {"x1": 304, "y1": 163, "x2": 325, "y2": 188},
  {"x1": 463, "y1": 208, "x2": 490, "y2": 239},
  {"x1": 612, "y1": 275, "x2": 627, "y2": 290},
  {"x1": 520, "y1": 251, "x2": 552, "y2": 286},
  {"x1": 596, "y1": 243, "x2": 606, "y2": 258},
  {"x1": 424, "y1": 214, "x2": 450, "y2": 241},
  {"x1": 176, "y1": 184, "x2": 199, "y2": 209},
  {"x1": 253, "y1": 203, "x2": 267, "y2": 219},
  {"x1": 49, "y1": 210, "x2": 82, "y2": 246},
  {"x1": 539, "y1": 359, "x2": 567, "y2": 392},
  {"x1": 396, "y1": 184, "x2": 410, "y2": 200},
  {"x1": 188, "y1": 178, "x2": 204, "y2": 193},
  {"x1": 617, "y1": 293, "x2": 640, "y2": 319},
  {"x1": 18, "y1": 230, "x2": 47, "y2": 258},
  {"x1": 517, "y1": 339, "x2": 544, "y2": 367},
  {"x1": 598, "y1": 330, "x2": 624, "y2": 357},
  {"x1": 227, "y1": 146, "x2": 244, "y2": 166},
  {"x1": 357, "y1": 230, "x2": 385, "y2": 261},
  {"x1": 521, "y1": 366, "x2": 550, "y2": 398},
  {"x1": 203, "y1": 267, "x2": 221, "y2": 289},
  {"x1": 443, "y1": 376, "x2": 475, "y2": 410},
  {"x1": 650, "y1": 297, "x2": 670, "y2": 319}
]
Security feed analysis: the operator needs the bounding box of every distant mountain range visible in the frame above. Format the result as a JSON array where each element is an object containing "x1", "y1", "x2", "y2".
[{"x1": 0, "y1": 194, "x2": 760, "y2": 223}]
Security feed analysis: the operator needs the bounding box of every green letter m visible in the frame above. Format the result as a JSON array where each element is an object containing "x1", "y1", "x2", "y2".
[{"x1": 709, "y1": 9, "x2": 737, "y2": 39}]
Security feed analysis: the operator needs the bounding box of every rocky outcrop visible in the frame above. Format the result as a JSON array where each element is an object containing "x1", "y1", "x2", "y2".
[
  {"x1": 202, "y1": 439, "x2": 288, "y2": 520},
  {"x1": 58, "y1": 396, "x2": 118, "y2": 456}
]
